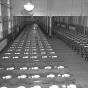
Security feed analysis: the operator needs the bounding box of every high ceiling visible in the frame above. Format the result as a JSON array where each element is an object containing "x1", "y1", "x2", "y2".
[{"x1": 11, "y1": 0, "x2": 88, "y2": 16}]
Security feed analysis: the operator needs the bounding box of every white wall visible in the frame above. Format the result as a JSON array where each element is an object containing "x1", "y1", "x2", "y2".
[
  {"x1": 11, "y1": 0, "x2": 88, "y2": 16},
  {"x1": 33, "y1": 0, "x2": 48, "y2": 16}
]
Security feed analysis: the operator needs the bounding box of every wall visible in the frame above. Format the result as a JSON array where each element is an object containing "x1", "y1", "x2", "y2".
[
  {"x1": 52, "y1": 16, "x2": 88, "y2": 35},
  {"x1": 1, "y1": 0, "x2": 88, "y2": 51},
  {"x1": 0, "y1": 16, "x2": 26, "y2": 51},
  {"x1": 11, "y1": 0, "x2": 88, "y2": 16}
]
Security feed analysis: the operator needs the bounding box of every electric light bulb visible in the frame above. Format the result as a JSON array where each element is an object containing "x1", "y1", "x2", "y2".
[
  {"x1": 18, "y1": 75, "x2": 27, "y2": 79},
  {"x1": 67, "y1": 84, "x2": 76, "y2": 88},
  {"x1": 57, "y1": 66, "x2": 64, "y2": 69},
  {"x1": 62, "y1": 74, "x2": 70, "y2": 77},
  {"x1": 45, "y1": 66, "x2": 51, "y2": 69},
  {"x1": 49, "y1": 85, "x2": 59, "y2": 88},
  {"x1": 20, "y1": 67, "x2": 27, "y2": 70},
  {"x1": 3, "y1": 75, "x2": 12, "y2": 79},
  {"x1": 32, "y1": 75, "x2": 40, "y2": 78},
  {"x1": 7, "y1": 67, "x2": 14, "y2": 70},
  {"x1": 47, "y1": 74, "x2": 55, "y2": 78},
  {"x1": 62, "y1": 85, "x2": 66, "y2": 88},
  {"x1": 1, "y1": 87, "x2": 7, "y2": 88},
  {"x1": 33, "y1": 85, "x2": 41, "y2": 88},
  {"x1": 57, "y1": 74, "x2": 61, "y2": 77},
  {"x1": 18, "y1": 86, "x2": 25, "y2": 88},
  {"x1": 32, "y1": 67, "x2": 39, "y2": 70}
]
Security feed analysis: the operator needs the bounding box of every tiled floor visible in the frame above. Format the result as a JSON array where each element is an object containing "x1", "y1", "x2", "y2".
[{"x1": 47, "y1": 35, "x2": 88, "y2": 88}]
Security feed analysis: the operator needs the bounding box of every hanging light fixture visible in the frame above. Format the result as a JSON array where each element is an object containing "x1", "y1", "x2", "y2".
[
  {"x1": 24, "y1": 1, "x2": 34, "y2": 11},
  {"x1": 71, "y1": 0, "x2": 73, "y2": 16},
  {"x1": 80, "y1": 0, "x2": 83, "y2": 16}
]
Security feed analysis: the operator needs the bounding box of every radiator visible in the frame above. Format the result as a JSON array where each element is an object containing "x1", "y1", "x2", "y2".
[
  {"x1": 69, "y1": 26, "x2": 75, "y2": 31},
  {"x1": 0, "y1": 39, "x2": 7, "y2": 51}
]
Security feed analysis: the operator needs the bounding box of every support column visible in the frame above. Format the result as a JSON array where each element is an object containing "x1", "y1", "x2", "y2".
[
  {"x1": 46, "y1": 0, "x2": 49, "y2": 34},
  {"x1": 84, "y1": 16, "x2": 87, "y2": 35},
  {"x1": 49, "y1": 0, "x2": 52, "y2": 38},
  {"x1": 47, "y1": 16, "x2": 48, "y2": 34},
  {"x1": 49, "y1": 16, "x2": 52, "y2": 38}
]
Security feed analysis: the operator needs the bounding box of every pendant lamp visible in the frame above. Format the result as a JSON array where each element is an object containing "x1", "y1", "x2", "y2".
[{"x1": 24, "y1": 1, "x2": 34, "y2": 11}]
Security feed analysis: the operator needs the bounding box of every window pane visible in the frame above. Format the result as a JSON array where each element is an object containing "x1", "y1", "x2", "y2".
[
  {"x1": 0, "y1": 23, "x2": 3, "y2": 38},
  {"x1": 1, "y1": 5, "x2": 7, "y2": 16},
  {"x1": 7, "y1": 0, "x2": 10, "y2": 4},
  {"x1": 0, "y1": 1, "x2": 2, "y2": 39}
]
